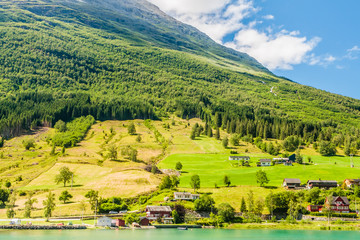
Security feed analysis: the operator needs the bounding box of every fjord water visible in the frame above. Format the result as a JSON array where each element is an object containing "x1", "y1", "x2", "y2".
[{"x1": 1, "y1": 229, "x2": 360, "y2": 240}]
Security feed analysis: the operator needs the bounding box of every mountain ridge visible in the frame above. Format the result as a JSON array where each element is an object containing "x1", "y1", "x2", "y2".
[{"x1": 0, "y1": 0, "x2": 360, "y2": 141}]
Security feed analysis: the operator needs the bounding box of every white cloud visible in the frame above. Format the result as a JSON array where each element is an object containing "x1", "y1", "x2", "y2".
[
  {"x1": 308, "y1": 53, "x2": 336, "y2": 67},
  {"x1": 148, "y1": 0, "x2": 324, "y2": 70},
  {"x1": 226, "y1": 29, "x2": 321, "y2": 70},
  {"x1": 263, "y1": 14, "x2": 274, "y2": 20},
  {"x1": 345, "y1": 45, "x2": 360, "y2": 60}
]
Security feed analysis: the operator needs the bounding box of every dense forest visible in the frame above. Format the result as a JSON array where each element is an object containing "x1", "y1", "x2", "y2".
[{"x1": 1, "y1": 0, "x2": 360, "y2": 152}]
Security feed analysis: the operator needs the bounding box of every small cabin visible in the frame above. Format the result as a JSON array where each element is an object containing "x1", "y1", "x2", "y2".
[
  {"x1": 115, "y1": 219, "x2": 125, "y2": 227},
  {"x1": 174, "y1": 192, "x2": 200, "y2": 201},
  {"x1": 97, "y1": 216, "x2": 112, "y2": 227},
  {"x1": 139, "y1": 217, "x2": 150, "y2": 226},
  {"x1": 307, "y1": 205, "x2": 323, "y2": 212},
  {"x1": 283, "y1": 178, "x2": 301, "y2": 189},
  {"x1": 258, "y1": 159, "x2": 271, "y2": 167},
  {"x1": 9, "y1": 219, "x2": 21, "y2": 225}
]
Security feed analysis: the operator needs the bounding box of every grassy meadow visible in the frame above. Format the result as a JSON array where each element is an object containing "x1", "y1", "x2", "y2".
[{"x1": 0, "y1": 117, "x2": 359, "y2": 218}]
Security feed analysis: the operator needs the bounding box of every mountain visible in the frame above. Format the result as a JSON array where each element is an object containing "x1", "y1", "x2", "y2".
[{"x1": 1, "y1": 0, "x2": 360, "y2": 141}]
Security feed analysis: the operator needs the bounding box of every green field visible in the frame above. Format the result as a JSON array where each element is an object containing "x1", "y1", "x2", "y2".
[{"x1": 159, "y1": 153, "x2": 360, "y2": 188}]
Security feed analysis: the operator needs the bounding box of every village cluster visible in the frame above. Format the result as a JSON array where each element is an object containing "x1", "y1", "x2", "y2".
[
  {"x1": 96, "y1": 192, "x2": 199, "y2": 228},
  {"x1": 283, "y1": 178, "x2": 359, "y2": 214},
  {"x1": 229, "y1": 155, "x2": 296, "y2": 167}
]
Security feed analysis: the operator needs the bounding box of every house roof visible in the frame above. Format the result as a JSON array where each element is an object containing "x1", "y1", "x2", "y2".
[
  {"x1": 283, "y1": 178, "x2": 301, "y2": 184},
  {"x1": 328, "y1": 196, "x2": 350, "y2": 205},
  {"x1": 146, "y1": 206, "x2": 172, "y2": 212},
  {"x1": 345, "y1": 179, "x2": 360, "y2": 183},
  {"x1": 260, "y1": 159, "x2": 271, "y2": 162},
  {"x1": 273, "y1": 158, "x2": 289, "y2": 161},
  {"x1": 307, "y1": 180, "x2": 337, "y2": 185},
  {"x1": 174, "y1": 192, "x2": 192, "y2": 196},
  {"x1": 229, "y1": 156, "x2": 250, "y2": 160}
]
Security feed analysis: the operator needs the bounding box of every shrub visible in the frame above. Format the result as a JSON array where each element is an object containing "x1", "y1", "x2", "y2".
[{"x1": 310, "y1": 212, "x2": 357, "y2": 218}]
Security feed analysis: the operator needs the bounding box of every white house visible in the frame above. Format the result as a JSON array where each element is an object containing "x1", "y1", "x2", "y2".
[
  {"x1": 97, "y1": 216, "x2": 112, "y2": 227},
  {"x1": 259, "y1": 159, "x2": 271, "y2": 167},
  {"x1": 174, "y1": 192, "x2": 200, "y2": 201},
  {"x1": 10, "y1": 219, "x2": 21, "y2": 225},
  {"x1": 229, "y1": 156, "x2": 250, "y2": 161}
]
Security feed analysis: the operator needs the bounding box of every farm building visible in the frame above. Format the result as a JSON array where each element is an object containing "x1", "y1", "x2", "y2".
[
  {"x1": 139, "y1": 217, "x2": 150, "y2": 226},
  {"x1": 258, "y1": 159, "x2": 271, "y2": 167},
  {"x1": 9, "y1": 219, "x2": 21, "y2": 225},
  {"x1": 325, "y1": 196, "x2": 350, "y2": 213},
  {"x1": 174, "y1": 192, "x2": 200, "y2": 201},
  {"x1": 229, "y1": 156, "x2": 250, "y2": 161},
  {"x1": 343, "y1": 179, "x2": 360, "y2": 188},
  {"x1": 307, "y1": 180, "x2": 338, "y2": 189},
  {"x1": 284, "y1": 161, "x2": 293, "y2": 166},
  {"x1": 115, "y1": 219, "x2": 125, "y2": 227},
  {"x1": 273, "y1": 158, "x2": 289, "y2": 164},
  {"x1": 97, "y1": 216, "x2": 112, "y2": 227},
  {"x1": 307, "y1": 205, "x2": 323, "y2": 212},
  {"x1": 283, "y1": 178, "x2": 301, "y2": 189},
  {"x1": 146, "y1": 206, "x2": 173, "y2": 223}
]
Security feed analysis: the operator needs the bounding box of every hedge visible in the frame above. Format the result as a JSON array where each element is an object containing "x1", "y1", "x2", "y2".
[{"x1": 309, "y1": 212, "x2": 358, "y2": 218}]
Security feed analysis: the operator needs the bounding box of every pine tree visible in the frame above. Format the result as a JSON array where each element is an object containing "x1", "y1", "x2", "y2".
[
  {"x1": 215, "y1": 112, "x2": 222, "y2": 128},
  {"x1": 240, "y1": 197, "x2": 247, "y2": 213},
  {"x1": 215, "y1": 127, "x2": 220, "y2": 140},
  {"x1": 207, "y1": 126, "x2": 213, "y2": 137}
]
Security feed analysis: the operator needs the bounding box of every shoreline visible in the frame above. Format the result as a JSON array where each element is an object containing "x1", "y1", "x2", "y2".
[
  {"x1": 1, "y1": 222, "x2": 360, "y2": 232},
  {"x1": 226, "y1": 222, "x2": 360, "y2": 231}
]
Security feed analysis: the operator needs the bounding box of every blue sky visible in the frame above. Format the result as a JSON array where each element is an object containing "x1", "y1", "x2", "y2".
[{"x1": 148, "y1": 0, "x2": 360, "y2": 99}]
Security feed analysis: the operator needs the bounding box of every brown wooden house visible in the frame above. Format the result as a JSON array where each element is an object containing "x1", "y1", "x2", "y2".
[
  {"x1": 283, "y1": 178, "x2": 301, "y2": 189},
  {"x1": 146, "y1": 206, "x2": 173, "y2": 223},
  {"x1": 325, "y1": 196, "x2": 350, "y2": 213}
]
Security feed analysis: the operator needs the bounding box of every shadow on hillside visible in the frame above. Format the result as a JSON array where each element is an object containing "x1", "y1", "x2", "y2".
[
  {"x1": 68, "y1": 184, "x2": 83, "y2": 188},
  {"x1": 111, "y1": 159, "x2": 128, "y2": 163},
  {"x1": 263, "y1": 186, "x2": 278, "y2": 189}
]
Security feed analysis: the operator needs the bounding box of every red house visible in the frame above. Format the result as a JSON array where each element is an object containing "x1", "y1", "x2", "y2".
[
  {"x1": 325, "y1": 196, "x2": 350, "y2": 213},
  {"x1": 146, "y1": 206, "x2": 173, "y2": 224},
  {"x1": 139, "y1": 217, "x2": 150, "y2": 226},
  {"x1": 115, "y1": 219, "x2": 125, "y2": 227},
  {"x1": 307, "y1": 205, "x2": 323, "y2": 212}
]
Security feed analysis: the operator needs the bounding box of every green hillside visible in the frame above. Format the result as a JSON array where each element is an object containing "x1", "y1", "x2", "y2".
[{"x1": 1, "y1": 0, "x2": 360, "y2": 143}]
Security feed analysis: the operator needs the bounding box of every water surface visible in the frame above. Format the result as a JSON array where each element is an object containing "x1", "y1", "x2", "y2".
[{"x1": 1, "y1": 229, "x2": 360, "y2": 240}]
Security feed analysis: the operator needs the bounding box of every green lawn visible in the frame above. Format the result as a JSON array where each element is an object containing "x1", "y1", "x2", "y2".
[{"x1": 158, "y1": 153, "x2": 360, "y2": 188}]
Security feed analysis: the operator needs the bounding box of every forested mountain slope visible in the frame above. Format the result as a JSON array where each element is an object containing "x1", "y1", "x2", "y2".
[{"x1": 0, "y1": 0, "x2": 360, "y2": 144}]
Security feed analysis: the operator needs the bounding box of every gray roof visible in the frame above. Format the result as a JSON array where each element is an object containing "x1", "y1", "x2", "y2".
[
  {"x1": 307, "y1": 180, "x2": 338, "y2": 187},
  {"x1": 260, "y1": 159, "x2": 271, "y2": 162},
  {"x1": 229, "y1": 156, "x2": 250, "y2": 160},
  {"x1": 307, "y1": 180, "x2": 337, "y2": 184},
  {"x1": 174, "y1": 192, "x2": 192, "y2": 196},
  {"x1": 329, "y1": 196, "x2": 350, "y2": 205},
  {"x1": 283, "y1": 178, "x2": 301, "y2": 184},
  {"x1": 146, "y1": 206, "x2": 172, "y2": 212}
]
